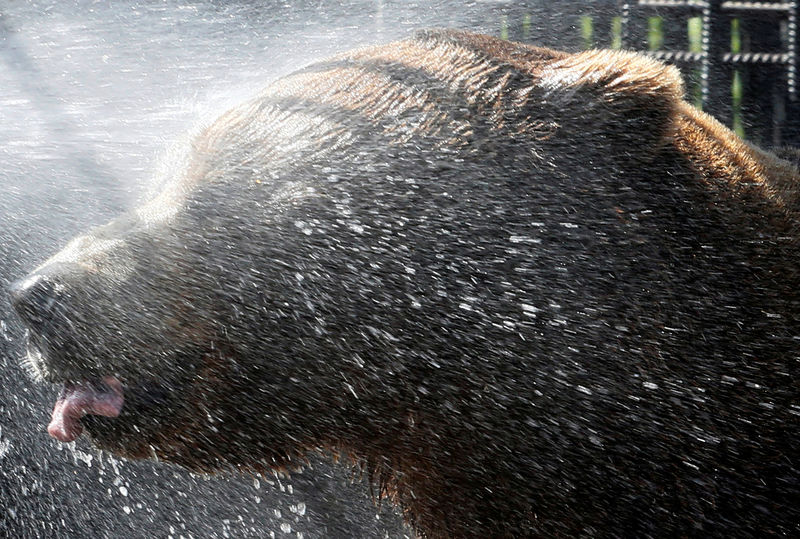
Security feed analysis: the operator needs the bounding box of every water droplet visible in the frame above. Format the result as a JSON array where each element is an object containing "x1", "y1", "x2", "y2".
[
  {"x1": 521, "y1": 303, "x2": 539, "y2": 317},
  {"x1": 0, "y1": 320, "x2": 11, "y2": 342}
]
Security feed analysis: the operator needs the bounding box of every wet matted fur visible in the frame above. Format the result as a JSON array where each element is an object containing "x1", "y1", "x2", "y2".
[{"x1": 11, "y1": 29, "x2": 800, "y2": 537}]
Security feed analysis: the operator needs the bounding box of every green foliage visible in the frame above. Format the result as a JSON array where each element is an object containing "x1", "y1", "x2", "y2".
[
  {"x1": 610, "y1": 16, "x2": 622, "y2": 50},
  {"x1": 522, "y1": 13, "x2": 532, "y2": 41},
  {"x1": 731, "y1": 18, "x2": 744, "y2": 138},
  {"x1": 688, "y1": 16, "x2": 704, "y2": 109},
  {"x1": 648, "y1": 16, "x2": 664, "y2": 51},
  {"x1": 580, "y1": 15, "x2": 593, "y2": 49},
  {"x1": 688, "y1": 16, "x2": 702, "y2": 53}
]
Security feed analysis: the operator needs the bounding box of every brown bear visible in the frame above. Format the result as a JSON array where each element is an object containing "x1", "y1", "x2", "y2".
[{"x1": 9, "y1": 29, "x2": 800, "y2": 538}]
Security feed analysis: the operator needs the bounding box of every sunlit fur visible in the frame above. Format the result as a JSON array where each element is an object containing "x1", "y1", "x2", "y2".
[{"x1": 15, "y1": 30, "x2": 799, "y2": 538}]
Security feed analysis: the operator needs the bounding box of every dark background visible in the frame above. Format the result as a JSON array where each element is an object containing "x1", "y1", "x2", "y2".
[{"x1": 1, "y1": 1, "x2": 796, "y2": 537}]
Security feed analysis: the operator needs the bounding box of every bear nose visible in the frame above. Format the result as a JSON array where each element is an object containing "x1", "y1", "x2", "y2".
[{"x1": 8, "y1": 274, "x2": 61, "y2": 328}]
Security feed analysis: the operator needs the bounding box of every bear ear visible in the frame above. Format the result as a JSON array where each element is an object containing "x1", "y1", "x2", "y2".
[
  {"x1": 414, "y1": 30, "x2": 685, "y2": 154},
  {"x1": 540, "y1": 49, "x2": 686, "y2": 152}
]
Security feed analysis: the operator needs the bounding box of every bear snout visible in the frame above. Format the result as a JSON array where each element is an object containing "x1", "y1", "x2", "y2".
[{"x1": 8, "y1": 273, "x2": 63, "y2": 331}]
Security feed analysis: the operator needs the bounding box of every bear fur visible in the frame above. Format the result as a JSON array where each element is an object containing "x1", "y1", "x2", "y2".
[{"x1": 10, "y1": 29, "x2": 800, "y2": 537}]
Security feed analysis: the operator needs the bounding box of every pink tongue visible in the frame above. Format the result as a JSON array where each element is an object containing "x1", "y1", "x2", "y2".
[{"x1": 48, "y1": 376, "x2": 124, "y2": 442}]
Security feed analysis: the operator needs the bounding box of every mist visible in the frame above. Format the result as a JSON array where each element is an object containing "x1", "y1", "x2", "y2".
[
  {"x1": 7, "y1": 1, "x2": 794, "y2": 538},
  {"x1": 0, "y1": 1, "x2": 534, "y2": 536}
]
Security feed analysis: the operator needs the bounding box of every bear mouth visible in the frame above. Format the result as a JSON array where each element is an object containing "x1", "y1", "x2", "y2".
[
  {"x1": 24, "y1": 325, "x2": 215, "y2": 450},
  {"x1": 25, "y1": 331, "x2": 180, "y2": 445},
  {"x1": 48, "y1": 376, "x2": 125, "y2": 443},
  {"x1": 46, "y1": 372, "x2": 182, "y2": 448},
  {"x1": 22, "y1": 337, "x2": 129, "y2": 443}
]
